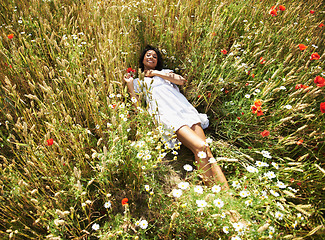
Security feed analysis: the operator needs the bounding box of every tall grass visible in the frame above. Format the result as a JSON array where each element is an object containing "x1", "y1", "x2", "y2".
[{"x1": 0, "y1": 0, "x2": 324, "y2": 239}]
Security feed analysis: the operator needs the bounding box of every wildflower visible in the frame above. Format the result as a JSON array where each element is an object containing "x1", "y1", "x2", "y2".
[
  {"x1": 223, "y1": 226, "x2": 229, "y2": 234},
  {"x1": 246, "y1": 165, "x2": 258, "y2": 173},
  {"x1": 213, "y1": 198, "x2": 224, "y2": 208},
  {"x1": 314, "y1": 76, "x2": 325, "y2": 87},
  {"x1": 144, "y1": 185, "x2": 150, "y2": 191},
  {"x1": 206, "y1": 137, "x2": 213, "y2": 144},
  {"x1": 104, "y1": 201, "x2": 112, "y2": 209},
  {"x1": 221, "y1": 49, "x2": 228, "y2": 55},
  {"x1": 92, "y1": 223, "x2": 100, "y2": 230},
  {"x1": 284, "y1": 104, "x2": 292, "y2": 109},
  {"x1": 47, "y1": 138, "x2": 54, "y2": 146},
  {"x1": 139, "y1": 220, "x2": 148, "y2": 229},
  {"x1": 320, "y1": 102, "x2": 325, "y2": 113},
  {"x1": 298, "y1": 44, "x2": 307, "y2": 50},
  {"x1": 127, "y1": 67, "x2": 136, "y2": 74},
  {"x1": 232, "y1": 181, "x2": 241, "y2": 189},
  {"x1": 260, "y1": 130, "x2": 270, "y2": 137},
  {"x1": 277, "y1": 181, "x2": 287, "y2": 189},
  {"x1": 297, "y1": 213, "x2": 304, "y2": 221},
  {"x1": 275, "y1": 211, "x2": 284, "y2": 220},
  {"x1": 251, "y1": 99, "x2": 263, "y2": 116},
  {"x1": 194, "y1": 185, "x2": 204, "y2": 194},
  {"x1": 264, "y1": 171, "x2": 276, "y2": 179},
  {"x1": 319, "y1": 23, "x2": 324, "y2": 28},
  {"x1": 183, "y1": 164, "x2": 193, "y2": 171},
  {"x1": 211, "y1": 185, "x2": 221, "y2": 193},
  {"x1": 295, "y1": 84, "x2": 308, "y2": 90},
  {"x1": 197, "y1": 151, "x2": 207, "y2": 158},
  {"x1": 271, "y1": 162, "x2": 279, "y2": 169},
  {"x1": 297, "y1": 139, "x2": 303, "y2": 145},
  {"x1": 279, "y1": 86, "x2": 286, "y2": 90},
  {"x1": 245, "y1": 199, "x2": 253, "y2": 206},
  {"x1": 209, "y1": 157, "x2": 216, "y2": 163},
  {"x1": 261, "y1": 150, "x2": 272, "y2": 159},
  {"x1": 292, "y1": 220, "x2": 298, "y2": 229},
  {"x1": 178, "y1": 182, "x2": 189, "y2": 190},
  {"x1": 260, "y1": 57, "x2": 266, "y2": 64},
  {"x1": 131, "y1": 97, "x2": 137, "y2": 103},
  {"x1": 239, "y1": 190, "x2": 250, "y2": 198},
  {"x1": 245, "y1": 94, "x2": 251, "y2": 98},
  {"x1": 196, "y1": 200, "x2": 207, "y2": 208},
  {"x1": 309, "y1": 10, "x2": 315, "y2": 14},
  {"x1": 121, "y1": 198, "x2": 128, "y2": 205},
  {"x1": 8, "y1": 34, "x2": 14, "y2": 39},
  {"x1": 109, "y1": 93, "x2": 115, "y2": 98},
  {"x1": 232, "y1": 222, "x2": 245, "y2": 233},
  {"x1": 269, "y1": 6, "x2": 277, "y2": 17},
  {"x1": 279, "y1": 5, "x2": 285, "y2": 11},
  {"x1": 310, "y1": 52, "x2": 320, "y2": 60},
  {"x1": 270, "y1": 190, "x2": 280, "y2": 197},
  {"x1": 172, "y1": 189, "x2": 182, "y2": 198}
]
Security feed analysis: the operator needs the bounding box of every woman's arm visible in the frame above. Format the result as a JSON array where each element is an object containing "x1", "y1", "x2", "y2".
[
  {"x1": 144, "y1": 70, "x2": 187, "y2": 85},
  {"x1": 124, "y1": 74, "x2": 139, "y2": 106}
]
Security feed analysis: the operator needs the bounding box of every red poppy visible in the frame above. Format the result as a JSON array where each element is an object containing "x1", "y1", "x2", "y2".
[
  {"x1": 127, "y1": 67, "x2": 136, "y2": 73},
  {"x1": 297, "y1": 139, "x2": 303, "y2": 145},
  {"x1": 260, "y1": 130, "x2": 270, "y2": 137},
  {"x1": 260, "y1": 57, "x2": 266, "y2": 64},
  {"x1": 314, "y1": 76, "x2": 325, "y2": 87},
  {"x1": 251, "y1": 74, "x2": 255, "y2": 78},
  {"x1": 211, "y1": 32, "x2": 217, "y2": 37},
  {"x1": 320, "y1": 102, "x2": 325, "y2": 113},
  {"x1": 309, "y1": 10, "x2": 315, "y2": 14},
  {"x1": 198, "y1": 95, "x2": 202, "y2": 99},
  {"x1": 207, "y1": 92, "x2": 211, "y2": 98},
  {"x1": 290, "y1": 178, "x2": 294, "y2": 183},
  {"x1": 224, "y1": 90, "x2": 229, "y2": 94},
  {"x1": 319, "y1": 23, "x2": 324, "y2": 28},
  {"x1": 245, "y1": 83, "x2": 249, "y2": 86},
  {"x1": 279, "y1": 5, "x2": 286, "y2": 11},
  {"x1": 254, "y1": 99, "x2": 262, "y2": 107},
  {"x1": 121, "y1": 198, "x2": 128, "y2": 205},
  {"x1": 241, "y1": 112, "x2": 244, "y2": 115},
  {"x1": 297, "y1": 182, "x2": 302, "y2": 186},
  {"x1": 269, "y1": 6, "x2": 278, "y2": 16},
  {"x1": 47, "y1": 138, "x2": 54, "y2": 146},
  {"x1": 310, "y1": 53, "x2": 320, "y2": 60},
  {"x1": 248, "y1": 146, "x2": 252, "y2": 149},
  {"x1": 256, "y1": 110, "x2": 264, "y2": 116},
  {"x1": 221, "y1": 49, "x2": 227, "y2": 55},
  {"x1": 295, "y1": 84, "x2": 308, "y2": 90},
  {"x1": 298, "y1": 44, "x2": 307, "y2": 50},
  {"x1": 7, "y1": 34, "x2": 14, "y2": 39}
]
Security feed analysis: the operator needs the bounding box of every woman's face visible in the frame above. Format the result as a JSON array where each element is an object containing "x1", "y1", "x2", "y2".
[{"x1": 142, "y1": 50, "x2": 158, "y2": 70}]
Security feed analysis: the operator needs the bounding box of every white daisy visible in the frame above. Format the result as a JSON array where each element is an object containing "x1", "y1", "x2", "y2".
[
  {"x1": 178, "y1": 182, "x2": 189, "y2": 190},
  {"x1": 196, "y1": 200, "x2": 207, "y2": 208},
  {"x1": 194, "y1": 185, "x2": 204, "y2": 194},
  {"x1": 139, "y1": 219, "x2": 148, "y2": 229},
  {"x1": 239, "y1": 190, "x2": 250, "y2": 198},
  {"x1": 183, "y1": 164, "x2": 193, "y2": 172},
  {"x1": 206, "y1": 137, "x2": 213, "y2": 144},
  {"x1": 223, "y1": 226, "x2": 229, "y2": 234},
  {"x1": 275, "y1": 211, "x2": 284, "y2": 220},
  {"x1": 232, "y1": 181, "x2": 241, "y2": 189},
  {"x1": 211, "y1": 185, "x2": 221, "y2": 193},
  {"x1": 213, "y1": 198, "x2": 224, "y2": 208},
  {"x1": 261, "y1": 150, "x2": 272, "y2": 159},
  {"x1": 208, "y1": 157, "x2": 216, "y2": 163},
  {"x1": 246, "y1": 165, "x2": 258, "y2": 173},
  {"x1": 264, "y1": 171, "x2": 276, "y2": 179},
  {"x1": 231, "y1": 236, "x2": 242, "y2": 240},
  {"x1": 245, "y1": 94, "x2": 251, "y2": 98},
  {"x1": 270, "y1": 190, "x2": 279, "y2": 197},
  {"x1": 104, "y1": 201, "x2": 111, "y2": 209},
  {"x1": 92, "y1": 223, "x2": 100, "y2": 231},
  {"x1": 144, "y1": 185, "x2": 150, "y2": 191},
  {"x1": 271, "y1": 162, "x2": 279, "y2": 169},
  {"x1": 197, "y1": 151, "x2": 207, "y2": 159},
  {"x1": 276, "y1": 181, "x2": 287, "y2": 189},
  {"x1": 172, "y1": 189, "x2": 182, "y2": 198},
  {"x1": 245, "y1": 199, "x2": 252, "y2": 206}
]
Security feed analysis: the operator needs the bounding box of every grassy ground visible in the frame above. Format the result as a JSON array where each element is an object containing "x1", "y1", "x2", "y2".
[{"x1": 0, "y1": 0, "x2": 324, "y2": 239}]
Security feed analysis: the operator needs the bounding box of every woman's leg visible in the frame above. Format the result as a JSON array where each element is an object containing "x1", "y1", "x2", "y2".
[
  {"x1": 176, "y1": 124, "x2": 229, "y2": 188},
  {"x1": 191, "y1": 124, "x2": 229, "y2": 189}
]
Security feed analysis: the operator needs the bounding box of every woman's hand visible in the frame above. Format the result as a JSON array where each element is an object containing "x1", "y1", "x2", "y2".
[
  {"x1": 124, "y1": 73, "x2": 134, "y2": 84},
  {"x1": 144, "y1": 70, "x2": 156, "y2": 77}
]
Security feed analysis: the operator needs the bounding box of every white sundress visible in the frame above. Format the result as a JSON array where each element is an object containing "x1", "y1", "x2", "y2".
[{"x1": 133, "y1": 69, "x2": 209, "y2": 148}]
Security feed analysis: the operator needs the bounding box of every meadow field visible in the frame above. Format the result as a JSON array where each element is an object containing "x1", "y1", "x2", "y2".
[{"x1": 0, "y1": 0, "x2": 324, "y2": 239}]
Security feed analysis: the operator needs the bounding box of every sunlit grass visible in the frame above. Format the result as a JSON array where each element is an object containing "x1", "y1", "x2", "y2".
[{"x1": 0, "y1": 0, "x2": 324, "y2": 239}]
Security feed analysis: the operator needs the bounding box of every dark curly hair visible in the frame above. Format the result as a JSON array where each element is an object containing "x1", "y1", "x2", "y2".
[{"x1": 139, "y1": 45, "x2": 164, "y2": 72}]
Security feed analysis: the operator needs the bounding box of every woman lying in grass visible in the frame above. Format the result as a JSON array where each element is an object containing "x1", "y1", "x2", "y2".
[{"x1": 124, "y1": 45, "x2": 229, "y2": 189}]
